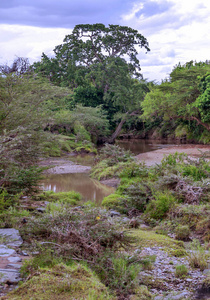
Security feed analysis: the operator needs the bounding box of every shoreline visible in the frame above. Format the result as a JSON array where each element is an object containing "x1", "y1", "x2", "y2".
[{"x1": 135, "y1": 144, "x2": 210, "y2": 166}]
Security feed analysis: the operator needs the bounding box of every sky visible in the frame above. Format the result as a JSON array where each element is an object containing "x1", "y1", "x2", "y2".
[{"x1": 0, "y1": 0, "x2": 209, "y2": 82}]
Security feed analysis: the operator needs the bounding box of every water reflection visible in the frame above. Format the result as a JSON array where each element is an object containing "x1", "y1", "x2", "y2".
[{"x1": 41, "y1": 173, "x2": 115, "y2": 205}]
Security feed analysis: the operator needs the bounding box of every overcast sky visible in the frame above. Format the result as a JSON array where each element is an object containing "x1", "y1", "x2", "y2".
[{"x1": 0, "y1": 0, "x2": 209, "y2": 82}]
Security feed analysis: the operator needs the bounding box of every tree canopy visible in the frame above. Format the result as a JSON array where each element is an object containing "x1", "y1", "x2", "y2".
[{"x1": 141, "y1": 61, "x2": 210, "y2": 132}]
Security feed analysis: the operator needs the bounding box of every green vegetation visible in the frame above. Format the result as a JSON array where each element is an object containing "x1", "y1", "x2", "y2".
[
  {"x1": 92, "y1": 147, "x2": 210, "y2": 242},
  {"x1": 175, "y1": 265, "x2": 188, "y2": 278},
  {"x1": 141, "y1": 61, "x2": 210, "y2": 143},
  {"x1": 0, "y1": 23, "x2": 210, "y2": 300},
  {"x1": 5, "y1": 263, "x2": 115, "y2": 300}
]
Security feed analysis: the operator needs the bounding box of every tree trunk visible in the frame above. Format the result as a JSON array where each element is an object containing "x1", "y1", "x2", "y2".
[{"x1": 108, "y1": 118, "x2": 127, "y2": 144}]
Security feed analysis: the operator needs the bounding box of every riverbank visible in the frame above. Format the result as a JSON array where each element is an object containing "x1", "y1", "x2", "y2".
[
  {"x1": 136, "y1": 144, "x2": 210, "y2": 166},
  {"x1": 40, "y1": 144, "x2": 210, "y2": 175}
]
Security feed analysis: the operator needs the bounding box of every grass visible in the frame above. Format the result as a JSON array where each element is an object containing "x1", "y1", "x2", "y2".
[{"x1": 175, "y1": 264, "x2": 188, "y2": 278}]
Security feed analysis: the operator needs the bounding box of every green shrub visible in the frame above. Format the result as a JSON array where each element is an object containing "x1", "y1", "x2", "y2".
[
  {"x1": 145, "y1": 191, "x2": 176, "y2": 220},
  {"x1": 175, "y1": 264, "x2": 188, "y2": 278},
  {"x1": 119, "y1": 162, "x2": 148, "y2": 179},
  {"x1": 102, "y1": 194, "x2": 123, "y2": 208},
  {"x1": 175, "y1": 225, "x2": 190, "y2": 241},
  {"x1": 94, "y1": 253, "x2": 141, "y2": 297},
  {"x1": 74, "y1": 121, "x2": 91, "y2": 142},
  {"x1": 179, "y1": 164, "x2": 208, "y2": 181},
  {"x1": 0, "y1": 206, "x2": 30, "y2": 228},
  {"x1": 0, "y1": 189, "x2": 17, "y2": 213}
]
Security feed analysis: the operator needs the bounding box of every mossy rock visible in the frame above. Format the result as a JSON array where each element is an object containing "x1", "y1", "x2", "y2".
[
  {"x1": 129, "y1": 229, "x2": 185, "y2": 255},
  {"x1": 4, "y1": 263, "x2": 115, "y2": 300}
]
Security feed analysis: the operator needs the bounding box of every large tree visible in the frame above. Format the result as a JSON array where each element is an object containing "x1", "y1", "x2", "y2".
[
  {"x1": 141, "y1": 61, "x2": 210, "y2": 136},
  {"x1": 33, "y1": 24, "x2": 150, "y2": 141}
]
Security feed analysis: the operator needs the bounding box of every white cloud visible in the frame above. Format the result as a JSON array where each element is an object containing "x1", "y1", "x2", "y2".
[
  {"x1": 0, "y1": 24, "x2": 71, "y2": 65},
  {"x1": 0, "y1": 0, "x2": 209, "y2": 82},
  {"x1": 121, "y1": 0, "x2": 210, "y2": 81}
]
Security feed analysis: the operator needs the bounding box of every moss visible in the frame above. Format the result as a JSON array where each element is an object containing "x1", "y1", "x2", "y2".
[
  {"x1": 129, "y1": 229, "x2": 185, "y2": 255},
  {"x1": 5, "y1": 263, "x2": 115, "y2": 300}
]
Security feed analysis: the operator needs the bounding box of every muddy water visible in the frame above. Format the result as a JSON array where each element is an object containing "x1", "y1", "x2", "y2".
[
  {"x1": 41, "y1": 173, "x2": 115, "y2": 205},
  {"x1": 42, "y1": 140, "x2": 179, "y2": 202},
  {"x1": 116, "y1": 139, "x2": 177, "y2": 155}
]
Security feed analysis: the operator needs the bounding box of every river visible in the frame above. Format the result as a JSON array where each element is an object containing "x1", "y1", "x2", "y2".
[{"x1": 41, "y1": 139, "x2": 178, "y2": 203}]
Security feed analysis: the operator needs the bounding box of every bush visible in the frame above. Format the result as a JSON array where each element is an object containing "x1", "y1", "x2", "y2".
[
  {"x1": 188, "y1": 240, "x2": 208, "y2": 271},
  {"x1": 102, "y1": 194, "x2": 123, "y2": 209},
  {"x1": 145, "y1": 191, "x2": 176, "y2": 220},
  {"x1": 175, "y1": 225, "x2": 190, "y2": 241},
  {"x1": 98, "y1": 143, "x2": 134, "y2": 166},
  {"x1": 0, "y1": 189, "x2": 18, "y2": 213},
  {"x1": 119, "y1": 162, "x2": 148, "y2": 179}
]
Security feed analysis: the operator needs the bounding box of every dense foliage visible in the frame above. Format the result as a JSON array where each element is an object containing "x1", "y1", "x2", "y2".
[{"x1": 141, "y1": 61, "x2": 210, "y2": 143}]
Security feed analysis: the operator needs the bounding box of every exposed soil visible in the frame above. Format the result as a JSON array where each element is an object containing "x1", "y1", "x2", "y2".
[{"x1": 135, "y1": 144, "x2": 210, "y2": 166}]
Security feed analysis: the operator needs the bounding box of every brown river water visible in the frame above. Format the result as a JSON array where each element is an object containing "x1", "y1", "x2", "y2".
[{"x1": 41, "y1": 139, "x2": 178, "y2": 203}]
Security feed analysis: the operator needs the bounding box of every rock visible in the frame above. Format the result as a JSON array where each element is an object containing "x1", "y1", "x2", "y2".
[
  {"x1": 0, "y1": 246, "x2": 16, "y2": 257},
  {"x1": 140, "y1": 224, "x2": 150, "y2": 229},
  {"x1": 109, "y1": 210, "x2": 121, "y2": 217},
  {"x1": 7, "y1": 257, "x2": 22, "y2": 263},
  {"x1": 0, "y1": 229, "x2": 23, "y2": 247},
  {"x1": 6, "y1": 264, "x2": 21, "y2": 270},
  {"x1": 36, "y1": 207, "x2": 46, "y2": 213},
  {"x1": 121, "y1": 217, "x2": 130, "y2": 223},
  {"x1": 0, "y1": 269, "x2": 20, "y2": 284},
  {"x1": 21, "y1": 251, "x2": 29, "y2": 256}
]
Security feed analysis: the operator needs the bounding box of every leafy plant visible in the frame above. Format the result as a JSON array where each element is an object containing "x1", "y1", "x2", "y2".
[{"x1": 145, "y1": 191, "x2": 176, "y2": 221}]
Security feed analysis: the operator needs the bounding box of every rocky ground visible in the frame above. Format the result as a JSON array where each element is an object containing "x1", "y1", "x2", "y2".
[{"x1": 0, "y1": 229, "x2": 29, "y2": 297}]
